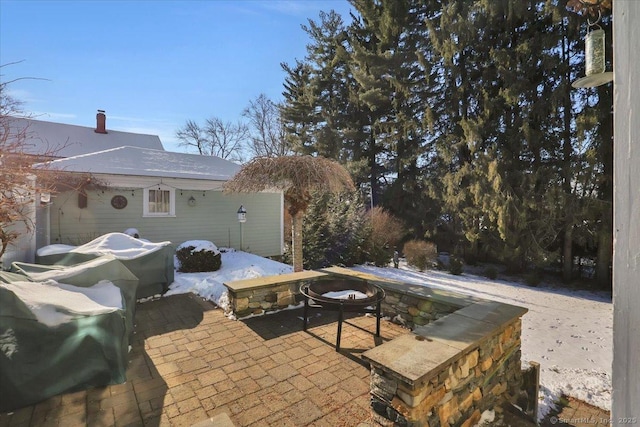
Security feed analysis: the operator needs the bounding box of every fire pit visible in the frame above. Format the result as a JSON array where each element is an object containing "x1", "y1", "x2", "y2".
[{"x1": 300, "y1": 277, "x2": 386, "y2": 351}]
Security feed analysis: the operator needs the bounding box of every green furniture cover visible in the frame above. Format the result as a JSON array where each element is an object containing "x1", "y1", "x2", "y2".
[
  {"x1": 11, "y1": 255, "x2": 139, "y2": 341},
  {"x1": 0, "y1": 268, "x2": 135, "y2": 412},
  {"x1": 35, "y1": 233, "x2": 174, "y2": 299}
]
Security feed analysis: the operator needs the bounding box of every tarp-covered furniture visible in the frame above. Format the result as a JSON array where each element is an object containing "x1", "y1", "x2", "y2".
[
  {"x1": 0, "y1": 274, "x2": 133, "y2": 412},
  {"x1": 11, "y1": 256, "x2": 139, "y2": 341},
  {"x1": 35, "y1": 233, "x2": 174, "y2": 299}
]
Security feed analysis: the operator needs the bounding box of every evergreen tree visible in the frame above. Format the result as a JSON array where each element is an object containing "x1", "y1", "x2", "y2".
[
  {"x1": 278, "y1": 0, "x2": 614, "y2": 286},
  {"x1": 298, "y1": 191, "x2": 369, "y2": 269}
]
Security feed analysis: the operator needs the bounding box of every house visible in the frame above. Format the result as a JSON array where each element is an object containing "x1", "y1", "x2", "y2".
[
  {"x1": 4, "y1": 111, "x2": 164, "y2": 158},
  {"x1": 2, "y1": 111, "x2": 283, "y2": 266}
]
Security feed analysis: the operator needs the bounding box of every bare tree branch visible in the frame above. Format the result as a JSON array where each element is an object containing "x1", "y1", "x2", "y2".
[
  {"x1": 242, "y1": 94, "x2": 292, "y2": 158},
  {"x1": 0, "y1": 70, "x2": 98, "y2": 261},
  {"x1": 175, "y1": 117, "x2": 247, "y2": 162}
]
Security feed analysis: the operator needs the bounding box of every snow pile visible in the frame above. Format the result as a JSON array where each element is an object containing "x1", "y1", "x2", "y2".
[
  {"x1": 37, "y1": 232, "x2": 171, "y2": 260},
  {"x1": 322, "y1": 290, "x2": 369, "y2": 300},
  {"x1": 474, "y1": 410, "x2": 495, "y2": 426},
  {"x1": 123, "y1": 228, "x2": 140, "y2": 238},
  {"x1": 176, "y1": 240, "x2": 220, "y2": 255},
  {"x1": 1, "y1": 280, "x2": 123, "y2": 327}
]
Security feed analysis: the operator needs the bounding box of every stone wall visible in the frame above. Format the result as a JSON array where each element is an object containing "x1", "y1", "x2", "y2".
[
  {"x1": 381, "y1": 289, "x2": 458, "y2": 329},
  {"x1": 230, "y1": 281, "x2": 299, "y2": 318},
  {"x1": 225, "y1": 271, "x2": 328, "y2": 318},
  {"x1": 364, "y1": 314, "x2": 525, "y2": 427}
]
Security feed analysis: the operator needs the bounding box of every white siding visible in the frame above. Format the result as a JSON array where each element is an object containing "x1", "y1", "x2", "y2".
[
  {"x1": 613, "y1": 0, "x2": 640, "y2": 419},
  {"x1": 48, "y1": 187, "x2": 283, "y2": 257}
]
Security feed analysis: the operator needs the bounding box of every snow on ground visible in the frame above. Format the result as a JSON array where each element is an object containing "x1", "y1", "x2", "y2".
[
  {"x1": 163, "y1": 250, "x2": 612, "y2": 420},
  {"x1": 165, "y1": 248, "x2": 292, "y2": 312}
]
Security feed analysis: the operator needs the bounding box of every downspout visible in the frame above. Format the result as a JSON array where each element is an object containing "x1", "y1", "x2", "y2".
[{"x1": 45, "y1": 201, "x2": 51, "y2": 246}]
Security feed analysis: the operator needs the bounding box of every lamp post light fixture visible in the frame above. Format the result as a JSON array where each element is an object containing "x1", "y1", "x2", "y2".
[
  {"x1": 237, "y1": 205, "x2": 247, "y2": 223},
  {"x1": 237, "y1": 205, "x2": 247, "y2": 250}
]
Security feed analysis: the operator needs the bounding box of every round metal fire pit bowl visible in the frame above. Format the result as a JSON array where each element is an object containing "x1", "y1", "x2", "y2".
[
  {"x1": 300, "y1": 278, "x2": 386, "y2": 351},
  {"x1": 302, "y1": 278, "x2": 385, "y2": 307}
]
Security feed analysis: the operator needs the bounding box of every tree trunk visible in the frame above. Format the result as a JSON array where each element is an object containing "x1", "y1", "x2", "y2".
[
  {"x1": 561, "y1": 25, "x2": 574, "y2": 284},
  {"x1": 595, "y1": 53, "x2": 613, "y2": 289},
  {"x1": 596, "y1": 205, "x2": 613, "y2": 288},
  {"x1": 292, "y1": 211, "x2": 304, "y2": 272},
  {"x1": 562, "y1": 224, "x2": 573, "y2": 282}
]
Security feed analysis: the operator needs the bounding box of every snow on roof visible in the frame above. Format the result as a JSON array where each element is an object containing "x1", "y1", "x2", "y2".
[
  {"x1": 35, "y1": 146, "x2": 241, "y2": 181},
  {"x1": 4, "y1": 116, "x2": 164, "y2": 158}
]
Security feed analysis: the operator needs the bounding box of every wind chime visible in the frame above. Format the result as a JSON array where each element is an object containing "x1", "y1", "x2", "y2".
[{"x1": 572, "y1": 10, "x2": 614, "y2": 88}]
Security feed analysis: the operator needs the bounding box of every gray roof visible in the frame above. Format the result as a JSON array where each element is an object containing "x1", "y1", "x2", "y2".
[
  {"x1": 37, "y1": 146, "x2": 241, "y2": 181},
  {"x1": 4, "y1": 116, "x2": 164, "y2": 157}
]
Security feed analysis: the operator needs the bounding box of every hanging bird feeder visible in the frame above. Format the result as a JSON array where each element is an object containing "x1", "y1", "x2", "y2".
[{"x1": 572, "y1": 11, "x2": 613, "y2": 88}]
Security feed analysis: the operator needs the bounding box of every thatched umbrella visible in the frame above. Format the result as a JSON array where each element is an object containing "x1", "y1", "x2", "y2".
[{"x1": 224, "y1": 155, "x2": 354, "y2": 272}]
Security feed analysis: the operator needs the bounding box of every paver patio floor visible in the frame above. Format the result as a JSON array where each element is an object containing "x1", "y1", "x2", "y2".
[{"x1": 0, "y1": 293, "x2": 410, "y2": 427}]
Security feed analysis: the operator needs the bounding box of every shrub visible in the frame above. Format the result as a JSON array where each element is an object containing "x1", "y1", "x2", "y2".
[
  {"x1": 483, "y1": 266, "x2": 498, "y2": 280},
  {"x1": 448, "y1": 256, "x2": 464, "y2": 275},
  {"x1": 403, "y1": 240, "x2": 438, "y2": 271},
  {"x1": 176, "y1": 240, "x2": 221, "y2": 273},
  {"x1": 365, "y1": 207, "x2": 405, "y2": 267},
  {"x1": 524, "y1": 271, "x2": 542, "y2": 286}
]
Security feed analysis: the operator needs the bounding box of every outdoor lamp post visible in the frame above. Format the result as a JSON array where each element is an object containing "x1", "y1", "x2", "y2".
[{"x1": 237, "y1": 205, "x2": 247, "y2": 250}]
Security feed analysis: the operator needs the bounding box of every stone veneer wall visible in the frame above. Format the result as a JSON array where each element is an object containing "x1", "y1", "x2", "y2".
[
  {"x1": 225, "y1": 271, "x2": 328, "y2": 318},
  {"x1": 231, "y1": 282, "x2": 299, "y2": 317},
  {"x1": 226, "y1": 272, "x2": 459, "y2": 323},
  {"x1": 381, "y1": 289, "x2": 458, "y2": 329},
  {"x1": 367, "y1": 317, "x2": 524, "y2": 427}
]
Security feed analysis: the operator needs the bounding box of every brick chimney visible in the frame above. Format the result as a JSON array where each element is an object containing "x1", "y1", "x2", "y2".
[{"x1": 95, "y1": 110, "x2": 107, "y2": 134}]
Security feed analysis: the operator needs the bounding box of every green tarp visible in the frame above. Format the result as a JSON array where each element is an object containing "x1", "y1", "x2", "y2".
[
  {"x1": 0, "y1": 258, "x2": 139, "y2": 412},
  {"x1": 11, "y1": 256, "x2": 139, "y2": 340},
  {"x1": 35, "y1": 233, "x2": 175, "y2": 299}
]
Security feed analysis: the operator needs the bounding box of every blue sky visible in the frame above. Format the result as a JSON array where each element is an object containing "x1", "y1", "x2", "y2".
[{"x1": 0, "y1": 0, "x2": 354, "y2": 152}]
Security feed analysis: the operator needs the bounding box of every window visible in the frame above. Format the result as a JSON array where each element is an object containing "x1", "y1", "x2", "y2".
[{"x1": 143, "y1": 185, "x2": 175, "y2": 217}]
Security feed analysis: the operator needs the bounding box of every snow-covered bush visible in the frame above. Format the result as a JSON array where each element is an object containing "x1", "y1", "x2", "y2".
[{"x1": 176, "y1": 240, "x2": 221, "y2": 273}]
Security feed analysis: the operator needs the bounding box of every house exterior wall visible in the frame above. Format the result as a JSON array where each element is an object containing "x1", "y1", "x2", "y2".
[
  {"x1": 613, "y1": 1, "x2": 640, "y2": 420},
  {"x1": 48, "y1": 186, "x2": 283, "y2": 258},
  {"x1": 0, "y1": 209, "x2": 36, "y2": 268}
]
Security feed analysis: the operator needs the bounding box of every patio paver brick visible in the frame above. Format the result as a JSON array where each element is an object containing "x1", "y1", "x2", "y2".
[{"x1": 0, "y1": 293, "x2": 412, "y2": 426}]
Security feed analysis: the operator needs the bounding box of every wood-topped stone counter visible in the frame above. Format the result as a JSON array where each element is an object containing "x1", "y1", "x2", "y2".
[{"x1": 224, "y1": 267, "x2": 528, "y2": 426}]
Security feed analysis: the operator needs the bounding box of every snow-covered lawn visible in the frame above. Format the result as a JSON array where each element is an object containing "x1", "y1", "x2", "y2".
[{"x1": 165, "y1": 250, "x2": 612, "y2": 420}]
